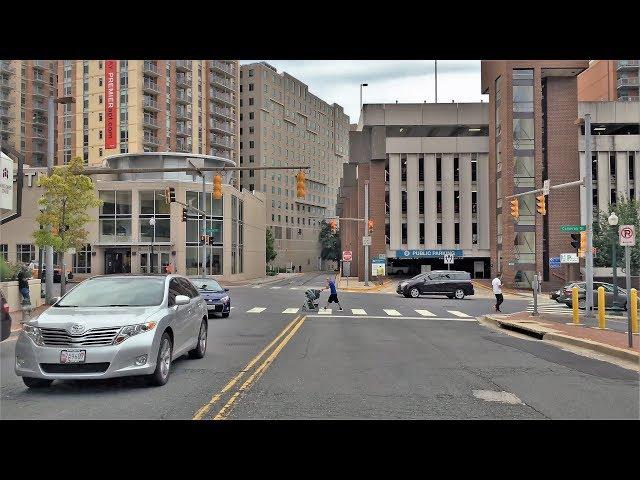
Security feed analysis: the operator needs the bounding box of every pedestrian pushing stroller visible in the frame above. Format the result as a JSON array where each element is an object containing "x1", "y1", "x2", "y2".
[{"x1": 301, "y1": 288, "x2": 321, "y2": 311}]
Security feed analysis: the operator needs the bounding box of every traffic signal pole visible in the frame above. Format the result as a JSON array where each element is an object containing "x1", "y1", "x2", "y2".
[
  {"x1": 583, "y1": 114, "x2": 594, "y2": 319},
  {"x1": 364, "y1": 181, "x2": 369, "y2": 287}
]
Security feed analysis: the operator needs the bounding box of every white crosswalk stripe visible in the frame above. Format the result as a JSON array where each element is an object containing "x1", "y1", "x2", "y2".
[
  {"x1": 351, "y1": 309, "x2": 367, "y2": 315},
  {"x1": 446, "y1": 310, "x2": 471, "y2": 318},
  {"x1": 247, "y1": 307, "x2": 266, "y2": 313},
  {"x1": 270, "y1": 286, "x2": 282, "y2": 289},
  {"x1": 251, "y1": 285, "x2": 263, "y2": 289},
  {"x1": 415, "y1": 309, "x2": 436, "y2": 317},
  {"x1": 383, "y1": 309, "x2": 402, "y2": 316},
  {"x1": 282, "y1": 308, "x2": 299, "y2": 314},
  {"x1": 318, "y1": 308, "x2": 332, "y2": 315}
]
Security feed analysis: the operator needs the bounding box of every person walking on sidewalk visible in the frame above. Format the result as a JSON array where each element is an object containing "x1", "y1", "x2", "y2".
[
  {"x1": 321, "y1": 275, "x2": 344, "y2": 312},
  {"x1": 492, "y1": 273, "x2": 503, "y2": 312},
  {"x1": 17, "y1": 267, "x2": 31, "y2": 304}
]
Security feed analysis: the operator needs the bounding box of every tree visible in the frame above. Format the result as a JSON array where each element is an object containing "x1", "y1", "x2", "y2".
[
  {"x1": 319, "y1": 220, "x2": 341, "y2": 261},
  {"x1": 33, "y1": 157, "x2": 102, "y2": 295},
  {"x1": 265, "y1": 228, "x2": 277, "y2": 266},
  {"x1": 592, "y1": 196, "x2": 640, "y2": 276}
]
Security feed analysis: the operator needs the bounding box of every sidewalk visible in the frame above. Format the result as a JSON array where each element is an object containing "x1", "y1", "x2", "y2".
[
  {"x1": 222, "y1": 272, "x2": 304, "y2": 287},
  {"x1": 482, "y1": 311, "x2": 639, "y2": 366},
  {"x1": 336, "y1": 277, "x2": 394, "y2": 293},
  {"x1": 473, "y1": 279, "x2": 532, "y2": 298}
]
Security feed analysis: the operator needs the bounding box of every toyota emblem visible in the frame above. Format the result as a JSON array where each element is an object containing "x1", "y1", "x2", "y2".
[{"x1": 70, "y1": 324, "x2": 86, "y2": 335}]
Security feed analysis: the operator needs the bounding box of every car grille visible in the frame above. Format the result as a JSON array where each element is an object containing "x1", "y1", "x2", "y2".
[
  {"x1": 40, "y1": 327, "x2": 120, "y2": 347},
  {"x1": 40, "y1": 363, "x2": 110, "y2": 374}
]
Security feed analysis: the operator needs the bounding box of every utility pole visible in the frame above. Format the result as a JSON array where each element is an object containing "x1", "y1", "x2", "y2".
[
  {"x1": 45, "y1": 96, "x2": 54, "y2": 304},
  {"x1": 584, "y1": 113, "x2": 594, "y2": 319},
  {"x1": 364, "y1": 181, "x2": 370, "y2": 286},
  {"x1": 202, "y1": 174, "x2": 207, "y2": 277}
]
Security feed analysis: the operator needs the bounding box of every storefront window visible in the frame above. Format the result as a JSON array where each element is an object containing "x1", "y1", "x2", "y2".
[
  {"x1": 17, "y1": 244, "x2": 35, "y2": 263},
  {"x1": 72, "y1": 244, "x2": 91, "y2": 273},
  {"x1": 139, "y1": 190, "x2": 171, "y2": 243},
  {"x1": 99, "y1": 190, "x2": 132, "y2": 243}
]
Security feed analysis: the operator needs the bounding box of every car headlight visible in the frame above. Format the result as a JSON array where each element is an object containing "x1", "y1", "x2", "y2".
[
  {"x1": 23, "y1": 324, "x2": 44, "y2": 346},
  {"x1": 113, "y1": 322, "x2": 157, "y2": 345},
  {"x1": 220, "y1": 296, "x2": 229, "y2": 303}
]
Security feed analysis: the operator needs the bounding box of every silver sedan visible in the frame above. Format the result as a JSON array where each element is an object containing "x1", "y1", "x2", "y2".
[{"x1": 15, "y1": 274, "x2": 208, "y2": 388}]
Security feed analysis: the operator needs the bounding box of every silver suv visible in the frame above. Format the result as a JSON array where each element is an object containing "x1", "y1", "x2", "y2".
[{"x1": 15, "y1": 274, "x2": 208, "y2": 388}]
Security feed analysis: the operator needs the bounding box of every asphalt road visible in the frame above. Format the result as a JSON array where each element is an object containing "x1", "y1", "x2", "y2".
[{"x1": 1, "y1": 272, "x2": 638, "y2": 420}]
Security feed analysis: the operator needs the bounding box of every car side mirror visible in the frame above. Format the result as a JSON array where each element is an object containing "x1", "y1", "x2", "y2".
[
  {"x1": 224, "y1": 288, "x2": 229, "y2": 292},
  {"x1": 49, "y1": 296, "x2": 60, "y2": 305},
  {"x1": 175, "y1": 295, "x2": 190, "y2": 306}
]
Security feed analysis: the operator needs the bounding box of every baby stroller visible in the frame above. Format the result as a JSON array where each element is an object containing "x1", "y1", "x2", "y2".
[{"x1": 301, "y1": 288, "x2": 321, "y2": 312}]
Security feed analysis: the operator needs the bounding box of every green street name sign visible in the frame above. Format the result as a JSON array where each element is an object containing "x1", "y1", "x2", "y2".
[
  {"x1": 560, "y1": 225, "x2": 586, "y2": 232},
  {"x1": 205, "y1": 228, "x2": 219, "y2": 234}
]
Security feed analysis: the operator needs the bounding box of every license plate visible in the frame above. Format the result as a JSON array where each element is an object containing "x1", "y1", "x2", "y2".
[{"x1": 60, "y1": 349, "x2": 86, "y2": 364}]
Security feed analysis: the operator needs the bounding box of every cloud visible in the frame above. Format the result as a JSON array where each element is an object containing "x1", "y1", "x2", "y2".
[{"x1": 240, "y1": 60, "x2": 487, "y2": 122}]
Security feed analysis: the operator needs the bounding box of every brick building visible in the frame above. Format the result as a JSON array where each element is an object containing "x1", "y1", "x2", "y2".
[{"x1": 481, "y1": 61, "x2": 588, "y2": 289}]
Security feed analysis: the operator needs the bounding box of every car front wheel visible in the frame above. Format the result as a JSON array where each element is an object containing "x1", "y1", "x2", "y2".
[
  {"x1": 409, "y1": 287, "x2": 420, "y2": 298},
  {"x1": 189, "y1": 320, "x2": 207, "y2": 359},
  {"x1": 148, "y1": 332, "x2": 173, "y2": 387},
  {"x1": 454, "y1": 289, "x2": 465, "y2": 300}
]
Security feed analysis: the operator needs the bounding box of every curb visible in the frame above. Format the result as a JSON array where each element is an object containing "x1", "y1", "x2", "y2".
[
  {"x1": 338, "y1": 281, "x2": 392, "y2": 293},
  {"x1": 481, "y1": 314, "x2": 640, "y2": 364}
]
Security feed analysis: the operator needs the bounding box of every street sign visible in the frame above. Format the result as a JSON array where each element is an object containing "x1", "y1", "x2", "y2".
[
  {"x1": 371, "y1": 259, "x2": 385, "y2": 276},
  {"x1": 560, "y1": 253, "x2": 579, "y2": 264},
  {"x1": 549, "y1": 257, "x2": 561, "y2": 269},
  {"x1": 560, "y1": 225, "x2": 586, "y2": 232},
  {"x1": 342, "y1": 250, "x2": 353, "y2": 262},
  {"x1": 396, "y1": 249, "x2": 463, "y2": 258},
  {"x1": 619, "y1": 225, "x2": 636, "y2": 247},
  {"x1": 543, "y1": 179, "x2": 550, "y2": 196},
  {"x1": 444, "y1": 253, "x2": 454, "y2": 265},
  {"x1": 362, "y1": 236, "x2": 372, "y2": 246},
  {"x1": 378, "y1": 253, "x2": 385, "y2": 259}
]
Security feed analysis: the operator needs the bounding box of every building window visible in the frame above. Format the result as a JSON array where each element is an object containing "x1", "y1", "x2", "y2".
[
  {"x1": 72, "y1": 244, "x2": 92, "y2": 274},
  {"x1": 472, "y1": 223, "x2": 478, "y2": 245},
  {"x1": 419, "y1": 190, "x2": 424, "y2": 215},
  {"x1": 401, "y1": 191, "x2": 407, "y2": 214},
  {"x1": 401, "y1": 223, "x2": 407, "y2": 245},
  {"x1": 436, "y1": 191, "x2": 442, "y2": 214},
  {"x1": 611, "y1": 188, "x2": 617, "y2": 205},
  {"x1": 436, "y1": 223, "x2": 442, "y2": 245},
  {"x1": 472, "y1": 191, "x2": 478, "y2": 215},
  {"x1": 471, "y1": 158, "x2": 477, "y2": 182},
  {"x1": 419, "y1": 223, "x2": 425, "y2": 245},
  {"x1": 609, "y1": 154, "x2": 616, "y2": 179},
  {"x1": 454, "y1": 223, "x2": 460, "y2": 244},
  {"x1": 418, "y1": 156, "x2": 424, "y2": 182},
  {"x1": 401, "y1": 155, "x2": 407, "y2": 182},
  {"x1": 139, "y1": 190, "x2": 171, "y2": 243},
  {"x1": 453, "y1": 157, "x2": 459, "y2": 182},
  {"x1": 98, "y1": 190, "x2": 132, "y2": 243},
  {"x1": 0, "y1": 244, "x2": 8, "y2": 261},
  {"x1": 17, "y1": 244, "x2": 36, "y2": 263},
  {"x1": 249, "y1": 98, "x2": 254, "y2": 106},
  {"x1": 628, "y1": 153, "x2": 635, "y2": 180},
  {"x1": 454, "y1": 190, "x2": 460, "y2": 214},
  {"x1": 436, "y1": 156, "x2": 442, "y2": 181}
]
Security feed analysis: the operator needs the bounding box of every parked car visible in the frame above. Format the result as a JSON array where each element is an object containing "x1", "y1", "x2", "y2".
[
  {"x1": 564, "y1": 282, "x2": 627, "y2": 310},
  {"x1": 189, "y1": 278, "x2": 231, "y2": 318},
  {"x1": 552, "y1": 282, "x2": 579, "y2": 303},
  {"x1": 14, "y1": 274, "x2": 208, "y2": 389},
  {"x1": 397, "y1": 270, "x2": 474, "y2": 299},
  {"x1": 37, "y1": 265, "x2": 70, "y2": 283},
  {"x1": 1, "y1": 291, "x2": 12, "y2": 341}
]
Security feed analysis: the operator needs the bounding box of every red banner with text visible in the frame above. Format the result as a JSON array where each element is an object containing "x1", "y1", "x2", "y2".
[{"x1": 105, "y1": 60, "x2": 117, "y2": 149}]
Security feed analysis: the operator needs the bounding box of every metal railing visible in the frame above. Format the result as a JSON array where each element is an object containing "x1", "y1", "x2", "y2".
[
  {"x1": 0, "y1": 123, "x2": 13, "y2": 133},
  {"x1": 176, "y1": 106, "x2": 191, "y2": 119},
  {"x1": 211, "y1": 106, "x2": 233, "y2": 119},
  {"x1": 176, "y1": 124, "x2": 192, "y2": 136},
  {"x1": 0, "y1": 61, "x2": 15, "y2": 74},
  {"x1": 176, "y1": 89, "x2": 192, "y2": 103},
  {"x1": 211, "y1": 61, "x2": 234, "y2": 75},
  {"x1": 211, "y1": 75, "x2": 234, "y2": 90},
  {"x1": 175, "y1": 60, "x2": 192, "y2": 71},
  {"x1": 617, "y1": 60, "x2": 640, "y2": 70},
  {"x1": 210, "y1": 135, "x2": 232, "y2": 148},
  {"x1": 210, "y1": 120, "x2": 233, "y2": 133},
  {"x1": 143, "y1": 96, "x2": 159, "y2": 110},
  {"x1": 142, "y1": 116, "x2": 158, "y2": 128},
  {"x1": 143, "y1": 61, "x2": 158, "y2": 75},
  {"x1": 32, "y1": 60, "x2": 48, "y2": 69},
  {"x1": 143, "y1": 132, "x2": 160, "y2": 145},
  {"x1": 143, "y1": 77, "x2": 160, "y2": 93},
  {"x1": 617, "y1": 77, "x2": 639, "y2": 88},
  {"x1": 618, "y1": 95, "x2": 639, "y2": 102},
  {"x1": 212, "y1": 91, "x2": 233, "y2": 104},
  {"x1": 176, "y1": 73, "x2": 191, "y2": 87}
]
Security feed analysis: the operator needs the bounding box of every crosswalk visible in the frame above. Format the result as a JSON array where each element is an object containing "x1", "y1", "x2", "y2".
[
  {"x1": 238, "y1": 306, "x2": 476, "y2": 318},
  {"x1": 526, "y1": 300, "x2": 576, "y2": 316}
]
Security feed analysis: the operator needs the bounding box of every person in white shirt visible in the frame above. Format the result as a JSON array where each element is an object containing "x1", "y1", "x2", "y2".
[{"x1": 492, "y1": 273, "x2": 503, "y2": 312}]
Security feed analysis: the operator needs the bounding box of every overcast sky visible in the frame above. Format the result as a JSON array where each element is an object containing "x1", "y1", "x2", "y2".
[{"x1": 241, "y1": 60, "x2": 488, "y2": 123}]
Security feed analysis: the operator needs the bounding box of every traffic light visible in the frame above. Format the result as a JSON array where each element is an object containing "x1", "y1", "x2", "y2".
[
  {"x1": 536, "y1": 195, "x2": 546, "y2": 215},
  {"x1": 368, "y1": 219, "x2": 374, "y2": 234},
  {"x1": 510, "y1": 198, "x2": 519, "y2": 220},
  {"x1": 213, "y1": 174, "x2": 223, "y2": 200},
  {"x1": 570, "y1": 233, "x2": 580, "y2": 249},
  {"x1": 579, "y1": 231, "x2": 587, "y2": 257},
  {"x1": 182, "y1": 208, "x2": 188, "y2": 222},
  {"x1": 296, "y1": 171, "x2": 306, "y2": 198},
  {"x1": 329, "y1": 220, "x2": 338, "y2": 234},
  {"x1": 164, "y1": 186, "x2": 176, "y2": 204}
]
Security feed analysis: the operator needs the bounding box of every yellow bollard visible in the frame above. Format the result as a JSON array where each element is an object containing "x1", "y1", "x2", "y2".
[
  {"x1": 597, "y1": 286, "x2": 606, "y2": 329},
  {"x1": 631, "y1": 288, "x2": 638, "y2": 334},
  {"x1": 572, "y1": 286, "x2": 580, "y2": 325}
]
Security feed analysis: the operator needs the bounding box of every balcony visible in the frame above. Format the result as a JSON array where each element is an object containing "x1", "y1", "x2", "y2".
[
  {"x1": 176, "y1": 142, "x2": 192, "y2": 153},
  {"x1": 176, "y1": 89, "x2": 192, "y2": 104},
  {"x1": 210, "y1": 148, "x2": 232, "y2": 160},
  {"x1": 209, "y1": 120, "x2": 234, "y2": 134},
  {"x1": 0, "y1": 76, "x2": 13, "y2": 89},
  {"x1": 32, "y1": 102, "x2": 47, "y2": 112},
  {"x1": 0, "y1": 92, "x2": 10, "y2": 104},
  {"x1": 32, "y1": 86, "x2": 48, "y2": 98},
  {"x1": 211, "y1": 91, "x2": 234, "y2": 107},
  {"x1": 211, "y1": 61, "x2": 234, "y2": 76},
  {"x1": 618, "y1": 95, "x2": 640, "y2": 102},
  {"x1": 175, "y1": 123, "x2": 192, "y2": 136},
  {"x1": 617, "y1": 77, "x2": 639, "y2": 89},
  {"x1": 175, "y1": 60, "x2": 192, "y2": 72},
  {"x1": 210, "y1": 105, "x2": 233, "y2": 121},
  {"x1": 210, "y1": 135, "x2": 233, "y2": 150},
  {"x1": 0, "y1": 123, "x2": 13, "y2": 134},
  {"x1": 143, "y1": 61, "x2": 158, "y2": 76},
  {"x1": 211, "y1": 75, "x2": 234, "y2": 91},
  {"x1": 0, "y1": 61, "x2": 15, "y2": 74},
  {"x1": 143, "y1": 96, "x2": 160, "y2": 111},
  {"x1": 0, "y1": 106, "x2": 10, "y2": 118},
  {"x1": 176, "y1": 106, "x2": 191, "y2": 120},
  {"x1": 143, "y1": 77, "x2": 160, "y2": 94},
  {"x1": 143, "y1": 131, "x2": 160, "y2": 146},
  {"x1": 176, "y1": 73, "x2": 191, "y2": 88},
  {"x1": 32, "y1": 60, "x2": 47, "y2": 69},
  {"x1": 617, "y1": 60, "x2": 639, "y2": 71},
  {"x1": 143, "y1": 116, "x2": 159, "y2": 129},
  {"x1": 33, "y1": 73, "x2": 47, "y2": 84},
  {"x1": 32, "y1": 115, "x2": 47, "y2": 126}
]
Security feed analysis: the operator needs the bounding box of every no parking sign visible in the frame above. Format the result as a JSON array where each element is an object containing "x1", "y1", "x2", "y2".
[{"x1": 619, "y1": 225, "x2": 636, "y2": 247}]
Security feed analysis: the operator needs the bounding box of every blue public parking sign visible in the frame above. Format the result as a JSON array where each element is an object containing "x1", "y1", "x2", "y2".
[{"x1": 549, "y1": 257, "x2": 561, "y2": 269}]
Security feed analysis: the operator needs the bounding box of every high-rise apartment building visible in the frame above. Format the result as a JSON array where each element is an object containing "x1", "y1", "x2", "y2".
[
  {"x1": 239, "y1": 62, "x2": 350, "y2": 270},
  {"x1": 1, "y1": 60, "x2": 58, "y2": 166},
  {"x1": 56, "y1": 60, "x2": 239, "y2": 166},
  {"x1": 578, "y1": 60, "x2": 640, "y2": 102},
  {"x1": 481, "y1": 60, "x2": 588, "y2": 289}
]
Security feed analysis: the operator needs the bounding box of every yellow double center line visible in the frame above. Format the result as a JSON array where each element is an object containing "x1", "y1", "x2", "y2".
[{"x1": 193, "y1": 314, "x2": 306, "y2": 420}]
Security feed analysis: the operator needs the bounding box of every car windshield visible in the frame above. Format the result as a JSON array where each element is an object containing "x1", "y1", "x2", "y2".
[
  {"x1": 190, "y1": 279, "x2": 224, "y2": 292},
  {"x1": 56, "y1": 277, "x2": 166, "y2": 307},
  {"x1": 410, "y1": 274, "x2": 425, "y2": 280}
]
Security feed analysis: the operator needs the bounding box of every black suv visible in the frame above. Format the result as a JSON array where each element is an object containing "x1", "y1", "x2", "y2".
[{"x1": 396, "y1": 270, "x2": 474, "y2": 299}]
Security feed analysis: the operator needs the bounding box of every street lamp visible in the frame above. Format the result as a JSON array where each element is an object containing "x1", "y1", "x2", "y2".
[
  {"x1": 608, "y1": 211, "x2": 619, "y2": 297},
  {"x1": 149, "y1": 218, "x2": 156, "y2": 274},
  {"x1": 360, "y1": 83, "x2": 368, "y2": 114}
]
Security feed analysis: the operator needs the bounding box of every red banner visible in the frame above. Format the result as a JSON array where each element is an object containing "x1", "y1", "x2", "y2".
[{"x1": 105, "y1": 60, "x2": 117, "y2": 149}]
